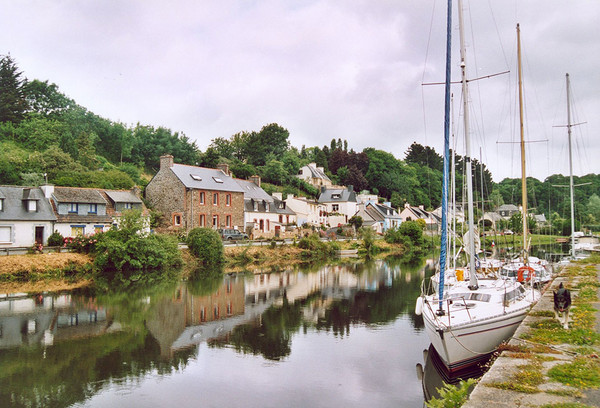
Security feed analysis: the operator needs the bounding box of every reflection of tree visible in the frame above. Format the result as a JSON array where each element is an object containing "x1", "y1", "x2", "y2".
[
  {"x1": 0, "y1": 330, "x2": 194, "y2": 408},
  {"x1": 209, "y1": 298, "x2": 302, "y2": 361}
]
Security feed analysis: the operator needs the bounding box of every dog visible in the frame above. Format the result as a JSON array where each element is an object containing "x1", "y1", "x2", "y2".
[{"x1": 553, "y1": 282, "x2": 572, "y2": 329}]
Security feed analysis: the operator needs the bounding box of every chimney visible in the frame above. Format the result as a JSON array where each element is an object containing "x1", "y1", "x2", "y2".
[
  {"x1": 419, "y1": 205, "x2": 424, "y2": 210},
  {"x1": 217, "y1": 163, "x2": 230, "y2": 176},
  {"x1": 131, "y1": 186, "x2": 141, "y2": 198},
  {"x1": 250, "y1": 175, "x2": 261, "y2": 187},
  {"x1": 160, "y1": 154, "x2": 174, "y2": 170},
  {"x1": 347, "y1": 185, "x2": 353, "y2": 192},
  {"x1": 404, "y1": 203, "x2": 411, "y2": 208},
  {"x1": 272, "y1": 192, "x2": 283, "y2": 200},
  {"x1": 320, "y1": 186, "x2": 326, "y2": 193},
  {"x1": 40, "y1": 184, "x2": 54, "y2": 199}
]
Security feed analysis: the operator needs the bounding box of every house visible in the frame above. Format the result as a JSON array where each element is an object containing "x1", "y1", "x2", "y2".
[
  {"x1": 49, "y1": 186, "x2": 114, "y2": 237},
  {"x1": 497, "y1": 204, "x2": 519, "y2": 219},
  {"x1": 400, "y1": 203, "x2": 440, "y2": 231},
  {"x1": 318, "y1": 186, "x2": 358, "y2": 226},
  {"x1": 0, "y1": 185, "x2": 56, "y2": 247},
  {"x1": 101, "y1": 188, "x2": 149, "y2": 232},
  {"x1": 297, "y1": 162, "x2": 332, "y2": 189},
  {"x1": 234, "y1": 176, "x2": 297, "y2": 239},
  {"x1": 354, "y1": 202, "x2": 402, "y2": 234},
  {"x1": 145, "y1": 156, "x2": 245, "y2": 232},
  {"x1": 284, "y1": 194, "x2": 327, "y2": 227},
  {"x1": 431, "y1": 204, "x2": 465, "y2": 225}
]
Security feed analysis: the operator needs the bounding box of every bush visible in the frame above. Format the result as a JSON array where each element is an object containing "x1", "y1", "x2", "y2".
[
  {"x1": 359, "y1": 227, "x2": 380, "y2": 258},
  {"x1": 47, "y1": 231, "x2": 64, "y2": 247},
  {"x1": 187, "y1": 228, "x2": 224, "y2": 266},
  {"x1": 66, "y1": 234, "x2": 100, "y2": 254},
  {"x1": 298, "y1": 234, "x2": 336, "y2": 259}
]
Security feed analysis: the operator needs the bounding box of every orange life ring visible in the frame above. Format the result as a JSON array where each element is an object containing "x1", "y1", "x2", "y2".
[{"x1": 517, "y1": 266, "x2": 535, "y2": 282}]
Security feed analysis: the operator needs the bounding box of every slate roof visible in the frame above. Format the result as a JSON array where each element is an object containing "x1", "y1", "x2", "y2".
[
  {"x1": 53, "y1": 187, "x2": 107, "y2": 204},
  {"x1": 368, "y1": 203, "x2": 401, "y2": 220},
  {"x1": 234, "y1": 179, "x2": 295, "y2": 215},
  {"x1": 104, "y1": 190, "x2": 143, "y2": 204},
  {"x1": 0, "y1": 186, "x2": 56, "y2": 221},
  {"x1": 318, "y1": 188, "x2": 357, "y2": 203},
  {"x1": 497, "y1": 204, "x2": 519, "y2": 212},
  {"x1": 235, "y1": 179, "x2": 273, "y2": 201},
  {"x1": 304, "y1": 164, "x2": 331, "y2": 182},
  {"x1": 170, "y1": 164, "x2": 245, "y2": 193}
]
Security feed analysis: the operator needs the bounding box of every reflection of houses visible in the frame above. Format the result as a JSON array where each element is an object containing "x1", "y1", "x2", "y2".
[
  {"x1": 0, "y1": 185, "x2": 56, "y2": 247},
  {"x1": 0, "y1": 293, "x2": 109, "y2": 349}
]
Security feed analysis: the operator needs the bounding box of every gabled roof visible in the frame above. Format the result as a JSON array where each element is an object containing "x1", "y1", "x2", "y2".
[
  {"x1": 53, "y1": 187, "x2": 107, "y2": 204},
  {"x1": 368, "y1": 203, "x2": 401, "y2": 220},
  {"x1": 104, "y1": 190, "x2": 143, "y2": 204},
  {"x1": 318, "y1": 188, "x2": 357, "y2": 203},
  {"x1": 235, "y1": 179, "x2": 273, "y2": 202},
  {"x1": 170, "y1": 164, "x2": 245, "y2": 193},
  {"x1": 303, "y1": 164, "x2": 331, "y2": 182},
  {"x1": 0, "y1": 186, "x2": 56, "y2": 222}
]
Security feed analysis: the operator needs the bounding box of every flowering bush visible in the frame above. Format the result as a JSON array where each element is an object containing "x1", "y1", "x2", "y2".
[{"x1": 65, "y1": 235, "x2": 100, "y2": 254}]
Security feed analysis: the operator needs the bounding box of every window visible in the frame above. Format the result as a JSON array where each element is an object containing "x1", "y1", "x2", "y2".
[
  {"x1": 227, "y1": 302, "x2": 233, "y2": 316},
  {"x1": 225, "y1": 215, "x2": 232, "y2": 227},
  {"x1": 0, "y1": 226, "x2": 12, "y2": 243},
  {"x1": 199, "y1": 214, "x2": 206, "y2": 227},
  {"x1": 332, "y1": 204, "x2": 339, "y2": 212},
  {"x1": 212, "y1": 214, "x2": 219, "y2": 227},
  {"x1": 332, "y1": 194, "x2": 341, "y2": 199},
  {"x1": 0, "y1": 198, "x2": 3, "y2": 211},
  {"x1": 279, "y1": 215, "x2": 283, "y2": 223},
  {"x1": 213, "y1": 193, "x2": 219, "y2": 206},
  {"x1": 226, "y1": 194, "x2": 231, "y2": 206},
  {"x1": 173, "y1": 214, "x2": 182, "y2": 226},
  {"x1": 69, "y1": 203, "x2": 78, "y2": 213},
  {"x1": 200, "y1": 307, "x2": 206, "y2": 322},
  {"x1": 124, "y1": 203, "x2": 133, "y2": 210},
  {"x1": 88, "y1": 204, "x2": 97, "y2": 214},
  {"x1": 199, "y1": 192, "x2": 205, "y2": 204},
  {"x1": 190, "y1": 174, "x2": 202, "y2": 181},
  {"x1": 71, "y1": 225, "x2": 85, "y2": 236},
  {"x1": 27, "y1": 200, "x2": 37, "y2": 212},
  {"x1": 94, "y1": 225, "x2": 103, "y2": 234},
  {"x1": 213, "y1": 305, "x2": 220, "y2": 319},
  {"x1": 213, "y1": 177, "x2": 224, "y2": 183}
]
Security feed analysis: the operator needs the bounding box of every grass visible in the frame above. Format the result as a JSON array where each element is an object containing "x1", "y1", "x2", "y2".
[
  {"x1": 548, "y1": 357, "x2": 600, "y2": 389},
  {"x1": 487, "y1": 360, "x2": 544, "y2": 393}
]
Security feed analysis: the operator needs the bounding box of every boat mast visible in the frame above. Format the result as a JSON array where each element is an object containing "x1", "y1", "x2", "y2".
[
  {"x1": 566, "y1": 73, "x2": 576, "y2": 258},
  {"x1": 437, "y1": 0, "x2": 453, "y2": 312},
  {"x1": 480, "y1": 147, "x2": 485, "y2": 258},
  {"x1": 458, "y1": 0, "x2": 477, "y2": 290},
  {"x1": 517, "y1": 23, "x2": 528, "y2": 263}
]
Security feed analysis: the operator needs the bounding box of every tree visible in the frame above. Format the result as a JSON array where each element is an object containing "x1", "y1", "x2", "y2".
[
  {"x1": 0, "y1": 54, "x2": 28, "y2": 124},
  {"x1": 404, "y1": 142, "x2": 443, "y2": 172},
  {"x1": 244, "y1": 123, "x2": 290, "y2": 166},
  {"x1": 23, "y1": 79, "x2": 75, "y2": 118}
]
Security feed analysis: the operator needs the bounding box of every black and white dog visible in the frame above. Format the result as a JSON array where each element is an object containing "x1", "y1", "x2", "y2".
[{"x1": 553, "y1": 282, "x2": 572, "y2": 330}]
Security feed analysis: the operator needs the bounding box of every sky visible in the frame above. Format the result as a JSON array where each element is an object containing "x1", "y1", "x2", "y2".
[{"x1": 1, "y1": 0, "x2": 598, "y2": 182}]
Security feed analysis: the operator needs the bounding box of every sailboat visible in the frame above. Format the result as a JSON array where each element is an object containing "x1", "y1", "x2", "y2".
[{"x1": 415, "y1": 5, "x2": 540, "y2": 372}]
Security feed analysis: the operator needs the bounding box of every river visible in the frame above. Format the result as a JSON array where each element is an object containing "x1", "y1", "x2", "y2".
[{"x1": 0, "y1": 244, "x2": 565, "y2": 408}]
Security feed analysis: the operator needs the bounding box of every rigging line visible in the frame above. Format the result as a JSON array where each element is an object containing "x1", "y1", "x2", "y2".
[
  {"x1": 419, "y1": 0, "x2": 439, "y2": 165},
  {"x1": 422, "y1": 71, "x2": 510, "y2": 86}
]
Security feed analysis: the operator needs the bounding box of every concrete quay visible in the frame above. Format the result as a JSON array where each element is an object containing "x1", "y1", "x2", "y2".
[{"x1": 463, "y1": 263, "x2": 600, "y2": 408}]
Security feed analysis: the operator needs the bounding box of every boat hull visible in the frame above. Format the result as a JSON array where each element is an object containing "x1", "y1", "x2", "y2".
[{"x1": 422, "y1": 300, "x2": 530, "y2": 372}]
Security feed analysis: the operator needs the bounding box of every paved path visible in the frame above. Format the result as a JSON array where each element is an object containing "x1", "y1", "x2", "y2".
[{"x1": 463, "y1": 264, "x2": 600, "y2": 408}]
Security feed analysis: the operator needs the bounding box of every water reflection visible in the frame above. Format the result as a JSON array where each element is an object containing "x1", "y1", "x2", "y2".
[{"x1": 0, "y1": 257, "x2": 436, "y2": 408}]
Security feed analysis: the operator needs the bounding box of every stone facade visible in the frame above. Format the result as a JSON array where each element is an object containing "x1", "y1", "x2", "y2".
[{"x1": 145, "y1": 155, "x2": 245, "y2": 232}]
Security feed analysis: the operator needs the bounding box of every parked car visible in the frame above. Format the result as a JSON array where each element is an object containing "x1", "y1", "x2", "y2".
[
  {"x1": 502, "y1": 230, "x2": 514, "y2": 235},
  {"x1": 219, "y1": 228, "x2": 249, "y2": 241}
]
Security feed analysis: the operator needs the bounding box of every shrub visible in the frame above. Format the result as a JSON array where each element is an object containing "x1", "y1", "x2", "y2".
[
  {"x1": 47, "y1": 231, "x2": 64, "y2": 247},
  {"x1": 66, "y1": 234, "x2": 100, "y2": 254},
  {"x1": 187, "y1": 228, "x2": 224, "y2": 266},
  {"x1": 359, "y1": 227, "x2": 380, "y2": 258},
  {"x1": 298, "y1": 234, "x2": 336, "y2": 259}
]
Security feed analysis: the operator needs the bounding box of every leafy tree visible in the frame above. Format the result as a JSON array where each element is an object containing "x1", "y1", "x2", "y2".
[
  {"x1": 244, "y1": 123, "x2": 290, "y2": 166},
  {"x1": 404, "y1": 142, "x2": 443, "y2": 172},
  {"x1": 586, "y1": 194, "x2": 600, "y2": 223},
  {"x1": 261, "y1": 159, "x2": 288, "y2": 185},
  {"x1": 348, "y1": 215, "x2": 363, "y2": 230},
  {"x1": 398, "y1": 221, "x2": 425, "y2": 247},
  {"x1": 0, "y1": 54, "x2": 28, "y2": 124},
  {"x1": 23, "y1": 79, "x2": 75, "y2": 117},
  {"x1": 187, "y1": 228, "x2": 224, "y2": 267}
]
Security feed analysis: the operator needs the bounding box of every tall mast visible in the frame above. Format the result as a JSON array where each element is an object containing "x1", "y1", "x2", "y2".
[
  {"x1": 437, "y1": 0, "x2": 453, "y2": 312},
  {"x1": 480, "y1": 147, "x2": 485, "y2": 258},
  {"x1": 517, "y1": 23, "x2": 528, "y2": 262},
  {"x1": 567, "y1": 73, "x2": 575, "y2": 257},
  {"x1": 458, "y1": 0, "x2": 477, "y2": 290}
]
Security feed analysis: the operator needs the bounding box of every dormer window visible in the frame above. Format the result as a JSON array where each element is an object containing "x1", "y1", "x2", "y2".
[
  {"x1": 213, "y1": 177, "x2": 224, "y2": 183},
  {"x1": 88, "y1": 203, "x2": 98, "y2": 214},
  {"x1": 264, "y1": 201, "x2": 269, "y2": 212},
  {"x1": 253, "y1": 200, "x2": 258, "y2": 211},
  {"x1": 124, "y1": 203, "x2": 133, "y2": 210},
  {"x1": 27, "y1": 200, "x2": 37, "y2": 212},
  {"x1": 69, "y1": 203, "x2": 78, "y2": 213},
  {"x1": 332, "y1": 194, "x2": 341, "y2": 199}
]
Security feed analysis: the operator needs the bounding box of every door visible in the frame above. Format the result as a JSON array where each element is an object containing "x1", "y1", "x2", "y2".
[{"x1": 35, "y1": 226, "x2": 44, "y2": 245}]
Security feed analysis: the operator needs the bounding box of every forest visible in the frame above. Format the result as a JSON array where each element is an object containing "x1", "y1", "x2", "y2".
[{"x1": 1, "y1": 54, "x2": 599, "y2": 233}]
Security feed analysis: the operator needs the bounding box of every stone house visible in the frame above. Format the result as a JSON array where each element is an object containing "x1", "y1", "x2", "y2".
[
  {"x1": 0, "y1": 185, "x2": 56, "y2": 248},
  {"x1": 145, "y1": 155, "x2": 245, "y2": 232}
]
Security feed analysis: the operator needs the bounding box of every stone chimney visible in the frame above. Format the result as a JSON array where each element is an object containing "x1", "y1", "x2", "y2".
[
  {"x1": 160, "y1": 154, "x2": 174, "y2": 170},
  {"x1": 217, "y1": 163, "x2": 230, "y2": 176},
  {"x1": 347, "y1": 185, "x2": 353, "y2": 192},
  {"x1": 40, "y1": 184, "x2": 54, "y2": 199},
  {"x1": 250, "y1": 175, "x2": 261, "y2": 187}
]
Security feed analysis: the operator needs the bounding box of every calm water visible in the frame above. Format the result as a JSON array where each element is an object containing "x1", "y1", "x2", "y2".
[{"x1": 3, "y1": 244, "x2": 565, "y2": 408}]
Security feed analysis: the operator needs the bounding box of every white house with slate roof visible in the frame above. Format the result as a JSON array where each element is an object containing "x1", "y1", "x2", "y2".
[
  {"x1": 297, "y1": 163, "x2": 332, "y2": 189},
  {"x1": 318, "y1": 186, "x2": 357, "y2": 226},
  {"x1": 50, "y1": 186, "x2": 114, "y2": 237},
  {"x1": 0, "y1": 185, "x2": 56, "y2": 247},
  {"x1": 234, "y1": 176, "x2": 297, "y2": 239}
]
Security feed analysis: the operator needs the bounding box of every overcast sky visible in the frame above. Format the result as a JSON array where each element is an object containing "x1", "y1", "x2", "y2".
[{"x1": 2, "y1": 0, "x2": 598, "y2": 182}]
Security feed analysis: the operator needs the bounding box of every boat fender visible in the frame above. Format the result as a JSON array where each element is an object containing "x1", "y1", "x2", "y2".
[
  {"x1": 415, "y1": 297, "x2": 423, "y2": 316},
  {"x1": 456, "y1": 269, "x2": 464, "y2": 281}
]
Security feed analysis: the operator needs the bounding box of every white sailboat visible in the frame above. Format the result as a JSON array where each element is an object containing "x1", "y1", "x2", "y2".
[{"x1": 416, "y1": 7, "x2": 539, "y2": 372}]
